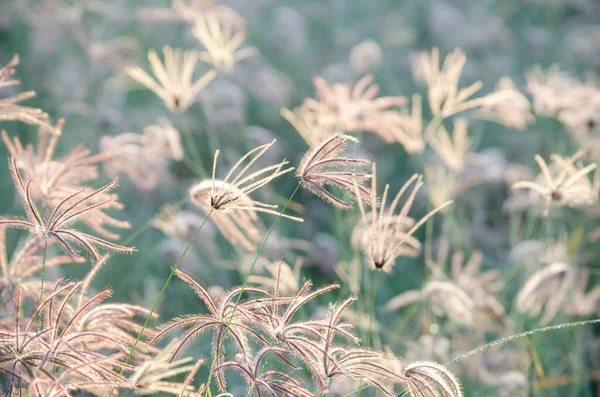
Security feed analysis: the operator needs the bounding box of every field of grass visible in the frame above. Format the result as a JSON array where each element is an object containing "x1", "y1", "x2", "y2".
[{"x1": 2, "y1": 1, "x2": 600, "y2": 396}]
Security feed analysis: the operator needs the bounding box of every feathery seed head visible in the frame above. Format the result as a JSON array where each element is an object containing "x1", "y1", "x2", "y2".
[
  {"x1": 189, "y1": 140, "x2": 302, "y2": 250},
  {"x1": 512, "y1": 152, "x2": 598, "y2": 215},
  {"x1": 304, "y1": 75, "x2": 407, "y2": 142},
  {"x1": 476, "y1": 77, "x2": 535, "y2": 130},
  {"x1": 281, "y1": 104, "x2": 335, "y2": 147},
  {"x1": 0, "y1": 157, "x2": 134, "y2": 261},
  {"x1": 404, "y1": 360, "x2": 463, "y2": 397},
  {"x1": 416, "y1": 47, "x2": 486, "y2": 118},
  {"x1": 297, "y1": 133, "x2": 372, "y2": 209},
  {"x1": 127, "y1": 46, "x2": 216, "y2": 112},
  {"x1": 353, "y1": 163, "x2": 452, "y2": 272},
  {"x1": 193, "y1": 12, "x2": 257, "y2": 71},
  {"x1": 0, "y1": 55, "x2": 57, "y2": 132}
]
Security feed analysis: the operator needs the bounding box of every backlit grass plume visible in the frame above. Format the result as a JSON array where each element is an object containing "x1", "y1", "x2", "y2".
[
  {"x1": 512, "y1": 152, "x2": 598, "y2": 215},
  {"x1": 416, "y1": 47, "x2": 487, "y2": 119},
  {"x1": 2, "y1": 122, "x2": 130, "y2": 240},
  {"x1": 189, "y1": 139, "x2": 302, "y2": 251},
  {"x1": 150, "y1": 269, "x2": 272, "y2": 391},
  {"x1": 353, "y1": 163, "x2": 452, "y2": 272},
  {"x1": 304, "y1": 74, "x2": 407, "y2": 142},
  {"x1": 0, "y1": 55, "x2": 56, "y2": 132},
  {"x1": 213, "y1": 347, "x2": 313, "y2": 397},
  {"x1": 0, "y1": 157, "x2": 134, "y2": 261},
  {"x1": 297, "y1": 133, "x2": 372, "y2": 209},
  {"x1": 192, "y1": 12, "x2": 257, "y2": 71},
  {"x1": 127, "y1": 46, "x2": 216, "y2": 112},
  {"x1": 403, "y1": 361, "x2": 463, "y2": 397}
]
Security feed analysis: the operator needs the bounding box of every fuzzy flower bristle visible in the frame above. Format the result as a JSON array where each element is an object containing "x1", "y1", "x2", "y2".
[
  {"x1": 303, "y1": 74, "x2": 407, "y2": 142},
  {"x1": 0, "y1": 55, "x2": 57, "y2": 132},
  {"x1": 512, "y1": 152, "x2": 598, "y2": 215},
  {"x1": 192, "y1": 12, "x2": 257, "y2": 71},
  {"x1": 297, "y1": 133, "x2": 372, "y2": 209},
  {"x1": 189, "y1": 139, "x2": 302, "y2": 251},
  {"x1": 416, "y1": 47, "x2": 487, "y2": 118},
  {"x1": 404, "y1": 360, "x2": 463, "y2": 397},
  {"x1": 0, "y1": 157, "x2": 134, "y2": 261},
  {"x1": 126, "y1": 46, "x2": 216, "y2": 112},
  {"x1": 353, "y1": 163, "x2": 452, "y2": 272}
]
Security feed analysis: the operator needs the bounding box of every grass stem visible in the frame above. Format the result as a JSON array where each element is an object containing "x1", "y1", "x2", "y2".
[
  {"x1": 108, "y1": 208, "x2": 214, "y2": 397},
  {"x1": 203, "y1": 183, "x2": 301, "y2": 396},
  {"x1": 38, "y1": 236, "x2": 48, "y2": 331}
]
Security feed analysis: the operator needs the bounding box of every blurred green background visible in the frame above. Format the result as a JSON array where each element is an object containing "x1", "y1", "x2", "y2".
[{"x1": 2, "y1": 0, "x2": 600, "y2": 395}]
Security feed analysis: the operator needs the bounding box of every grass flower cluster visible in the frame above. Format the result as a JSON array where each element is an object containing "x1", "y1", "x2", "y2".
[{"x1": 2, "y1": 1, "x2": 600, "y2": 396}]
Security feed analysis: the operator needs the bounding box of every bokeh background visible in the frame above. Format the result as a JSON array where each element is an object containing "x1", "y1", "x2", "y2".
[{"x1": 2, "y1": 0, "x2": 600, "y2": 395}]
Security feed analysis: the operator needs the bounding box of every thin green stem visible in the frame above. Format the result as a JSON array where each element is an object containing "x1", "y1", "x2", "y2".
[
  {"x1": 108, "y1": 208, "x2": 214, "y2": 397},
  {"x1": 181, "y1": 127, "x2": 209, "y2": 179},
  {"x1": 122, "y1": 197, "x2": 189, "y2": 247},
  {"x1": 446, "y1": 318, "x2": 600, "y2": 365},
  {"x1": 38, "y1": 236, "x2": 48, "y2": 331},
  {"x1": 359, "y1": 319, "x2": 600, "y2": 397},
  {"x1": 357, "y1": 269, "x2": 381, "y2": 397},
  {"x1": 344, "y1": 384, "x2": 370, "y2": 396},
  {"x1": 203, "y1": 183, "x2": 301, "y2": 396}
]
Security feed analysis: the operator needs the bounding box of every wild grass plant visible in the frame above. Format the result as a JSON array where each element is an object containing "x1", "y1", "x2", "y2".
[{"x1": 1, "y1": 1, "x2": 600, "y2": 396}]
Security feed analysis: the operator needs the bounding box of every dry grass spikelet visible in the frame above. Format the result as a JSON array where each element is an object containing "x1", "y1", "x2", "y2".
[
  {"x1": 354, "y1": 163, "x2": 452, "y2": 272},
  {"x1": 150, "y1": 269, "x2": 272, "y2": 391},
  {"x1": 0, "y1": 157, "x2": 135, "y2": 261},
  {"x1": 512, "y1": 152, "x2": 598, "y2": 215},
  {"x1": 525, "y1": 64, "x2": 577, "y2": 116},
  {"x1": 426, "y1": 118, "x2": 472, "y2": 172},
  {"x1": 0, "y1": 226, "x2": 85, "y2": 300},
  {"x1": 1, "y1": 282, "x2": 137, "y2": 395},
  {"x1": 127, "y1": 46, "x2": 216, "y2": 112},
  {"x1": 3, "y1": 121, "x2": 131, "y2": 240},
  {"x1": 416, "y1": 47, "x2": 487, "y2": 118},
  {"x1": 385, "y1": 94, "x2": 425, "y2": 154},
  {"x1": 476, "y1": 77, "x2": 535, "y2": 130},
  {"x1": 297, "y1": 133, "x2": 372, "y2": 209},
  {"x1": 141, "y1": 117, "x2": 184, "y2": 161},
  {"x1": 248, "y1": 259, "x2": 303, "y2": 295},
  {"x1": 189, "y1": 139, "x2": 302, "y2": 251},
  {"x1": 129, "y1": 339, "x2": 202, "y2": 396},
  {"x1": 516, "y1": 262, "x2": 573, "y2": 325},
  {"x1": 403, "y1": 360, "x2": 463, "y2": 397},
  {"x1": 304, "y1": 74, "x2": 407, "y2": 142},
  {"x1": 2, "y1": 121, "x2": 103, "y2": 200},
  {"x1": 192, "y1": 12, "x2": 257, "y2": 71},
  {"x1": 213, "y1": 347, "x2": 313, "y2": 397},
  {"x1": 281, "y1": 104, "x2": 335, "y2": 147},
  {"x1": 423, "y1": 164, "x2": 456, "y2": 208},
  {"x1": 422, "y1": 281, "x2": 475, "y2": 327},
  {"x1": 0, "y1": 55, "x2": 57, "y2": 132}
]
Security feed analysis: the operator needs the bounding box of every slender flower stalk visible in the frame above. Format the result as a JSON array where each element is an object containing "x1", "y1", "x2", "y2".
[
  {"x1": 203, "y1": 183, "x2": 302, "y2": 396},
  {"x1": 357, "y1": 270, "x2": 382, "y2": 397},
  {"x1": 108, "y1": 208, "x2": 214, "y2": 397},
  {"x1": 37, "y1": 236, "x2": 48, "y2": 331},
  {"x1": 448, "y1": 318, "x2": 600, "y2": 365}
]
